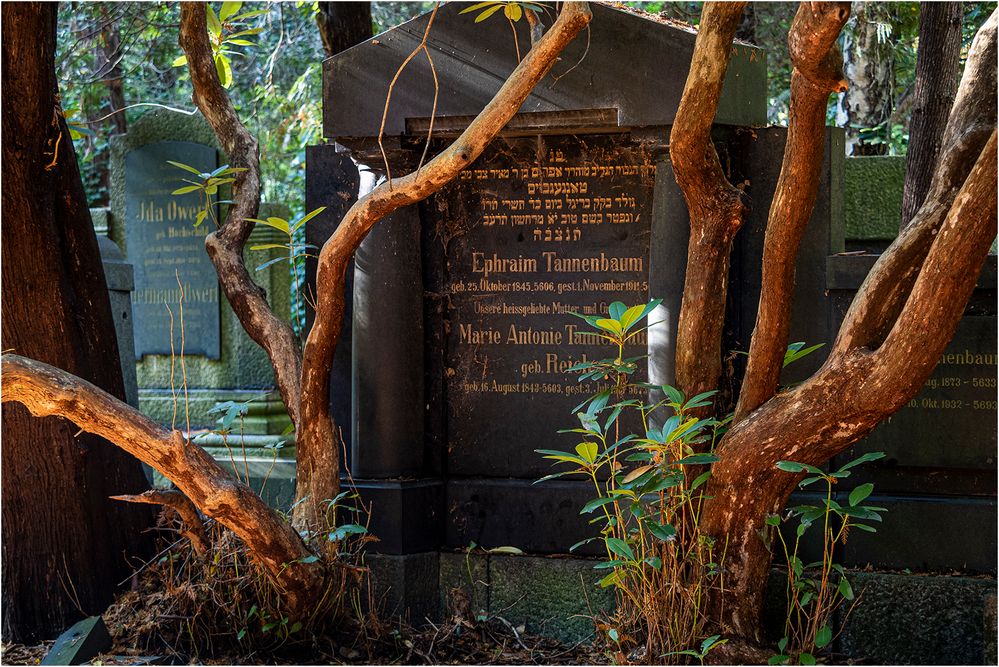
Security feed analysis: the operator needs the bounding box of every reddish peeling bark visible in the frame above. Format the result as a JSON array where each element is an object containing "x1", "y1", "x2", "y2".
[
  {"x1": 668, "y1": 1, "x2": 748, "y2": 405},
  {"x1": 703, "y1": 132, "x2": 996, "y2": 639},
  {"x1": 179, "y1": 4, "x2": 304, "y2": 427},
  {"x1": 669, "y1": 2, "x2": 997, "y2": 645},
  {"x1": 734, "y1": 2, "x2": 850, "y2": 422},
  {"x1": 295, "y1": 1, "x2": 594, "y2": 529},
  {"x1": 1, "y1": 355, "x2": 325, "y2": 619}
]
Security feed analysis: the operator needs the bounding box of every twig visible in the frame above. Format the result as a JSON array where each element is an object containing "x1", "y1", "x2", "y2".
[
  {"x1": 112, "y1": 489, "x2": 209, "y2": 556},
  {"x1": 377, "y1": 2, "x2": 441, "y2": 188}
]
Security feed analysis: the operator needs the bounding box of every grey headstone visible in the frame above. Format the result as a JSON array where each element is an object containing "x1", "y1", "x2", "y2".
[{"x1": 123, "y1": 140, "x2": 221, "y2": 359}]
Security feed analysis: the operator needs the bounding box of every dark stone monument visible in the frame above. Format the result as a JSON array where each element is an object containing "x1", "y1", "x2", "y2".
[
  {"x1": 306, "y1": 4, "x2": 995, "y2": 656},
  {"x1": 124, "y1": 140, "x2": 221, "y2": 359}
]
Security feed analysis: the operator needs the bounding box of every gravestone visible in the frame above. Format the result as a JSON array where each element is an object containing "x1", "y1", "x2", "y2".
[
  {"x1": 828, "y1": 253, "x2": 997, "y2": 573},
  {"x1": 110, "y1": 110, "x2": 295, "y2": 501},
  {"x1": 124, "y1": 140, "x2": 221, "y2": 359},
  {"x1": 311, "y1": 5, "x2": 993, "y2": 656},
  {"x1": 437, "y1": 133, "x2": 656, "y2": 477}
]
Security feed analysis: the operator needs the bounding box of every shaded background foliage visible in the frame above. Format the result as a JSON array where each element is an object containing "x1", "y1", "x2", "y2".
[{"x1": 58, "y1": 1, "x2": 996, "y2": 205}]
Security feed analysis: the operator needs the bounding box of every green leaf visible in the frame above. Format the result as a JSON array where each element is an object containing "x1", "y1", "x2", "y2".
[
  {"x1": 172, "y1": 54, "x2": 188, "y2": 67},
  {"x1": 247, "y1": 216, "x2": 291, "y2": 234},
  {"x1": 249, "y1": 243, "x2": 290, "y2": 251},
  {"x1": 594, "y1": 318, "x2": 623, "y2": 336},
  {"x1": 837, "y1": 576, "x2": 854, "y2": 600},
  {"x1": 488, "y1": 545, "x2": 524, "y2": 555},
  {"x1": 569, "y1": 537, "x2": 595, "y2": 552},
  {"x1": 814, "y1": 624, "x2": 832, "y2": 649},
  {"x1": 618, "y1": 304, "x2": 646, "y2": 332},
  {"x1": 605, "y1": 537, "x2": 634, "y2": 561},
  {"x1": 662, "y1": 385, "x2": 684, "y2": 405},
  {"x1": 776, "y1": 461, "x2": 824, "y2": 475},
  {"x1": 167, "y1": 160, "x2": 203, "y2": 175},
  {"x1": 691, "y1": 470, "x2": 712, "y2": 490},
  {"x1": 799, "y1": 652, "x2": 816, "y2": 665},
  {"x1": 459, "y1": 1, "x2": 500, "y2": 14},
  {"x1": 647, "y1": 522, "x2": 676, "y2": 542},
  {"x1": 237, "y1": 628, "x2": 247, "y2": 641},
  {"x1": 852, "y1": 523, "x2": 877, "y2": 533},
  {"x1": 764, "y1": 514, "x2": 781, "y2": 527},
  {"x1": 219, "y1": 1, "x2": 242, "y2": 22},
  {"x1": 206, "y1": 4, "x2": 223, "y2": 36},
  {"x1": 768, "y1": 656, "x2": 789, "y2": 666},
  {"x1": 474, "y1": 4, "x2": 505, "y2": 22},
  {"x1": 849, "y1": 482, "x2": 874, "y2": 507},
  {"x1": 598, "y1": 569, "x2": 625, "y2": 589},
  {"x1": 328, "y1": 523, "x2": 367, "y2": 542},
  {"x1": 608, "y1": 302, "x2": 627, "y2": 320},
  {"x1": 504, "y1": 3, "x2": 523, "y2": 21},
  {"x1": 171, "y1": 185, "x2": 202, "y2": 195},
  {"x1": 291, "y1": 206, "x2": 327, "y2": 232},
  {"x1": 194, "y1": 210, "x2": 208, "y2": 227},
  {"x1": 837, "y1": 451, "x2": 887, "y2": 472},
  {"x1": 300, "y1": 555, "x2": 320, "y2": 564},
  {"x1": 576, "y1": 442, "x2": 597, "y2": 463},
  {"x1": 290, "y1": 621, "x2": 302, "y2": 634},
  {"x1": 580, "y1": 496, "x2": 616, "y2": 514},
  {"x1": 608, "y1": 628, "x2": 619, "y2": 642},
  {"x1": 215, "y1": 53, "x2": 233, "y2": 88}
]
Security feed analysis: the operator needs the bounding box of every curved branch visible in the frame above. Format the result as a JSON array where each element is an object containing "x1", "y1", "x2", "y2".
[
  {"x1": 734, "y1": 2, "x2": 849, "y2": 422},
  {"x1": 112, "y1": 489, "x2": 208, "y2": 556},
  {"x1": 2, "y1": 354, "x2": 323, "y2": 617},
  {"x1": 293, "y1": 2, "x2": 593, "y2": 529},
  {"x1": 179, "y1": 4, "x2": 303, "y2": 426},
  {"x1": 668, "y1": 2, "x2": 748, "y2": 404}
]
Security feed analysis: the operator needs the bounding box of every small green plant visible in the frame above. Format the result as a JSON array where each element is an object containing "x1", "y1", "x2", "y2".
[
  {"x1": 766, "y1": 452, "x2": 888, "y2": 665},
  {"x1": 536, "y1": 300, "x2": 728, "y2": 663},
  {"x1": 168, "y1": 160, "x2": 246, "y2": 227},
  {"x1": 665, "y1": 634, "x2": 729, "y2": 665},
  {"x1": 459, "y1": 1, "x2": 547, "y2": 23},
  {"x1": 173, "y1": 1, "x2": 265, "y2": 88},
  {"x1": 246, "y1": 207, "x2": 325, "y2": 335}
]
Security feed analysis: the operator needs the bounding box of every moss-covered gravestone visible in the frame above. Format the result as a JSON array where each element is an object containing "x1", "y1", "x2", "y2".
[{"x1": 109, "y1": 109, "x2": 295, "y2": 505}]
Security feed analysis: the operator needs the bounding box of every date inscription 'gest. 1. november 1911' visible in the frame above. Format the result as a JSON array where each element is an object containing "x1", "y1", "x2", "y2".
[{"x1": 437, "y1": 134, "x2": 656, "y2": 474}]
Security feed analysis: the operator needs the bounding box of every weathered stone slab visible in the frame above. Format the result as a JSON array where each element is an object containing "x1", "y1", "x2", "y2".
[
  {"x1": 124, "y1": 140, "x2": 221, "y2": 359},
  {"x1": 433, "y1": 133, "x2": 655, "y2": 478},
  {"x1": 41, "y1": 616, "x2": 111, "y2": 666}
]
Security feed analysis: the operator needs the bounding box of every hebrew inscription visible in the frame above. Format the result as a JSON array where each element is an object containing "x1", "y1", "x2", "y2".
[{"x1": 436, "y1": 134, "x2": 656, "y2": 475}]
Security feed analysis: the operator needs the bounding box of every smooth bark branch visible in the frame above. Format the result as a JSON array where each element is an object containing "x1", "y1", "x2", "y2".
[
  {"x1": 112, "y1": 489, "x2": 208, "y2": 556},
  {"x1": 704, "y1": 131, "x2": 997, "y2": 640},
  {"x1": 668, "y1": 2, "x2": 748, "y2": 404},
  {"x1": 901, "y1": 2, "x2": 964, "y2": 229},
  {"x1": 734, "y1": 2, "x2": 849, "y2": 422},
  {"x1": 1, "y1": 354, "x2": 324, "y2": 617},
  {"x1": 179, "y1": 4, "x2": 303, "y2": 427},
  {"x1": 294, "y1": 2, "x2": 593, "y2": 529},
  {"x1": 833, "y1": 8, "x2": 997, "y2": 357}
]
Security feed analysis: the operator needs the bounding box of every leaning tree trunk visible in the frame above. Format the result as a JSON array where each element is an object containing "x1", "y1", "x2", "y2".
[
  {"x1": 0, "y1": 2, "x2": 153, "y2": 642},
  {"x1": 901, "y1": 1, "x2": 963, "y2": 228}
]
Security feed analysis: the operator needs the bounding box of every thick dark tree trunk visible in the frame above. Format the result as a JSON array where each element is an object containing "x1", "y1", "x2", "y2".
[
  {"x1": 0, "y1": 2, "x2": 153, "y2": 642},
  {"x1": 901, "y1": 1, "x2": 963, "y2": 228},
  {"x1": 316, "y1": 2, "x2": 372, "y2": 59}
]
